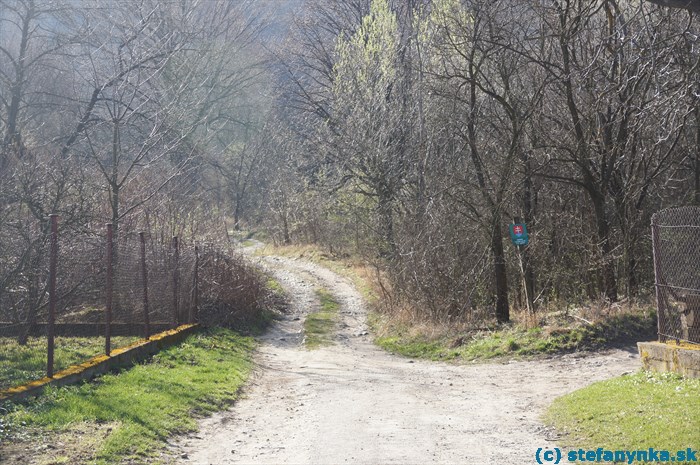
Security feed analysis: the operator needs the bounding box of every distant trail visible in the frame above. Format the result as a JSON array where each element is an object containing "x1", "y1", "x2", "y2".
[{"x1": 172, "y1": 254, "x2": 639, "y2": 465}]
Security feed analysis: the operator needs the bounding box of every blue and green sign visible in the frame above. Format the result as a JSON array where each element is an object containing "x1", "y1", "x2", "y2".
[{"x1": 509, "y1": 223, "x2": 529, "y2": 246}]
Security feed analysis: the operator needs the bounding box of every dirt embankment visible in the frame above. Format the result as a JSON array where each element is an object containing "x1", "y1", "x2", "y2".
[{"x1": 172, "y1": 255, "x2": 640, "y2": 465}]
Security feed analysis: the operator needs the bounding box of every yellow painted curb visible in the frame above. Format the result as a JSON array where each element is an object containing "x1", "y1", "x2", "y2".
[{"x1": 0, "y1": 324, "x2": 199, "y2": 402}]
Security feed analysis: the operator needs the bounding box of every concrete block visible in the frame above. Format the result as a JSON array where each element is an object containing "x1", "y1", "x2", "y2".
[{"x1": 638, "y1": 341, "x2": 700, "y2": 378}]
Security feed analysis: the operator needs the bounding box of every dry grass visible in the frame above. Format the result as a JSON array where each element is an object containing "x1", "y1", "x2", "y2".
[
  {"x1": 197, "y1": 249, "x2": 277, "y2": 332},
  {"x1": 364, "y1": 274, "x2": 657, "y2": 361},
  {"x1": 251, "y1": 240, "x2": 657, "y2": 360},
  {"x1": 254, "y1": 242, "x2": 381, "y2": 304}
]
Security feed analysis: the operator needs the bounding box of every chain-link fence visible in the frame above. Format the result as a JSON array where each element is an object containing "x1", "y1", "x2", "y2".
[
  {"x1": 652, "y1": 206, "x2": 700, "y2": 344},
  {"x1": 0, "y1": 217, "x2": 226, "y2": 386}
]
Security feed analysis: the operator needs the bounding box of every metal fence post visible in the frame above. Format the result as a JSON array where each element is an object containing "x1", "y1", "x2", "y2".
[
  {"x1": 140, "y1": 232, "x2": 150, "y2": 339},
  {"x1": 172, "y1": 236, "x2": 179, "y2": 327},
  {"x1": 47, "y1": 214, "x2": 58, "y2": 378},
  {"x1": 191, "y1": 245, "x2": 199, "y2": 324},
  {"x1": 651, "y1": 215, "x2": 663, "y2": 343},
  {"x1": 106, "y1": 223, "x2": 113, "y2": 356}
]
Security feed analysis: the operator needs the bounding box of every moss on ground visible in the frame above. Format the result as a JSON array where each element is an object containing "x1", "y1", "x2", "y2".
[{"x1": 304, "y1": 288, "x2": 340, "y2": 349}]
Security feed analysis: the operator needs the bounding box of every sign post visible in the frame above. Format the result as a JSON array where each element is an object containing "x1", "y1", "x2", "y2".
[{"x1": 509, "y1": 219, "x2": 533, "y2": 315}]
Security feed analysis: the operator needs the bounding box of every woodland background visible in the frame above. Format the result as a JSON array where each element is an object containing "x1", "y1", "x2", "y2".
[{"x1": 2, "y1": 0, "x2": 699, "y2": 328}]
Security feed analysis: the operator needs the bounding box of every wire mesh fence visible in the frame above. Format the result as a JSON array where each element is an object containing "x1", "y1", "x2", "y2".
[
  {"x1": 652, "y1": 206, "x2": 700, "y2": 345},
  {"x1": 0, "y1": 217, "x2": 231, "y2": 387}
]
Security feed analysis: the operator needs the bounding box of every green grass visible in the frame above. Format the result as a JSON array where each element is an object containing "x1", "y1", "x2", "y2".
[
  {"x1": 0, "y1": 328, "x2": 255, "y2": 464},
  {"x1": 304, "y1": 288, "x2": 340, "y2": 349},
  {"x1": 374, "y1": 312, "x2": 656, "y2": 361},
  {"x1": 545, "y1": 371, "x2": 700, "y2": 463},
  {"x1": 0, "y1": 336, "x2": 139, "y2": 390},
  {"x1": 266, "y1": 277, "x2": 286, "y2": 296}
]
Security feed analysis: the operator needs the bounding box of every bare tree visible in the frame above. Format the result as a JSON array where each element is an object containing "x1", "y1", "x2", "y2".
[{"x1": 645, "y1": 0, "x2": 700, "y2": 12}]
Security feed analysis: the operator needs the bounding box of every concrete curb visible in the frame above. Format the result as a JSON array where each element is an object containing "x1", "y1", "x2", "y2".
[
  {"x1": 0, "y1": 324, "x2": 200, "y2": 403},
  {"x1": 638, "y1": 341, "x2": 700, "y2": 378}
]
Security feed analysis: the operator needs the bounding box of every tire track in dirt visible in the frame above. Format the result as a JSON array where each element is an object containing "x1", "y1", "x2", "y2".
[{"x1": 172, "y1": 255, "x2": 640, "y2": 465}]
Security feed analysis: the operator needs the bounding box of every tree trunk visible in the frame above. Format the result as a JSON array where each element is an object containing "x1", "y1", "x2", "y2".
[
  {"x1": 110, "y1": 119, "x2": 121, "y2": 238},
  {"x1": 233, "y1": 197, "x2": 241, "y2": 231},
  {"x1": 626, "y1": 242, "x2": 638, "y2": 297},
  {"x1": 521, "y1": 152, "x2": 536, "y2": 310},
  {"x1": 3, "y1": 3, "x2": 31, "y2": 152},
  {"x1": 377, "y1": 189, "x2": 396, "y2": 259},
  {"x1": 695, "y1": 152, "x2": 700, "y2": 206},
  {"x1": 492, "y1": 218, "x2": 510, "y2": 323},
  {"x1": 591, "y1": 192, "x2": 618, "y2": 302},
  {"x1": 282, "y1": 213, "x2": 291, "y2": 245},
  {"x1": 18, "y1": 248, "x2": 42, "y2": 346}
]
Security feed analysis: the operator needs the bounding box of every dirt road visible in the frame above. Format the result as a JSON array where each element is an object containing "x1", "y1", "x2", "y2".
[{"x1": 173, "y1": 255, "x2": 640, "y2": 465}]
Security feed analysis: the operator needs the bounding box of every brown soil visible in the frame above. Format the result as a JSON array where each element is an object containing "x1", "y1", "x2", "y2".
[{"x1": 0, "y1": 421, "x2": 118, "y2": 465}]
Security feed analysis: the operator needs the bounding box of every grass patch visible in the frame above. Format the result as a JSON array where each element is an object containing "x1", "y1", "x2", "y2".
[
  {"x1": 373, "y1": 311, "x2": 656, "y2": 361},
  {"x1": 304, "y1": 288, "x2": 340, "y2": 349},
  {"x1": 0, "y1": 327, "x2": 254, "y2": 464},
  {"x1": 266, "y1": 277, "x2": 286, "y2": 297},
  {"x1": 545, "y1": 371, "x2": 700, "y2": 462},
  {"x1": 0, "y1": 336, "x2": 139, "y2": 390}
]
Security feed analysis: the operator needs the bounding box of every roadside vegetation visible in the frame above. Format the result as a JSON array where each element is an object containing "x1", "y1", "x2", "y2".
[
  {"x1": 0, "y1": 336, "x2": 139, "y2": 391},
  {"x1": 0, "y1": 255, "x2": 287, "y2": 464},
  {"x1": 250, "y1": 241, "x2": 656, "y2": 361},
  {"x1": 0, "y1": 328, "x2": 255, "y2": 465},
  {"x1": 545, "y1": 372, "x2": 700, "y2": 459},
  {"x1": 304, "y1": 288, "x2": 341, "y2": 348},
  {"x1": 258, "y1": 0, "x2": 700, "y2": 333},
  {"x1": 372, "y1": 309, "x2": 656, "y2": 361},
  {"x1": 265, "y1": 277, "x2": 290, "y2": 315}
]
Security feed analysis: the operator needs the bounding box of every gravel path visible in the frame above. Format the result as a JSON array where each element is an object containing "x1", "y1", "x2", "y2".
[{"x1": 173, "y1": 255, "x2": 640, "y2": 465}]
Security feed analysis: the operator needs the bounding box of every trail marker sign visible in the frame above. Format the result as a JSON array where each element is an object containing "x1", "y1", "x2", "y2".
[{"x1": 509, "y1": 223, "x2": 529, "y2": 246}]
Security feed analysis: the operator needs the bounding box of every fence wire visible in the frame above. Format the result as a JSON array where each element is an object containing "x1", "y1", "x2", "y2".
[
  {"x1": 55, "y1": 231, "x2": 104, "y2": 326},
  {"x1": 0, "y1": 223, "x2": 55, "y2": 334},
  {"x1": 0, "y1": 220, "x2": 220, "y2": 387},
  {"x1": 652, "y1": 206, "x2": 700, "y2": 344}
]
